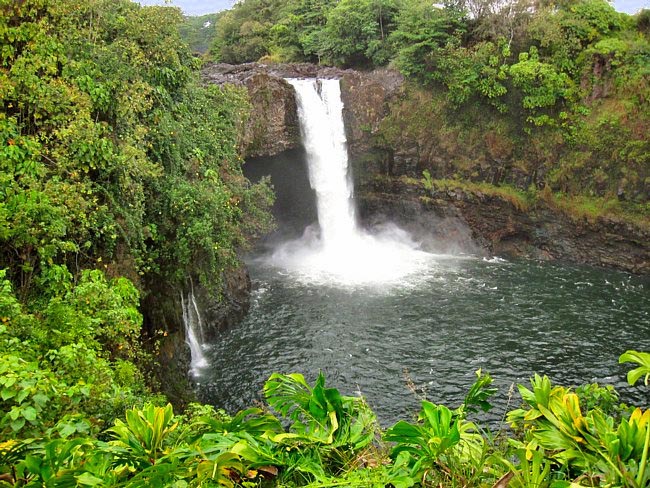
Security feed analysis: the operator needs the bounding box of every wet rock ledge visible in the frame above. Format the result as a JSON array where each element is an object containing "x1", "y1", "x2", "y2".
[{"x1": 359, "y1": 178, "x2": 650, "y2": 275}]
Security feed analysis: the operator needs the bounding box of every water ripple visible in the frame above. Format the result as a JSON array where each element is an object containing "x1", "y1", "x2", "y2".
[{"x1": 199, "y1": 258, "x2": 650, "y2": 426}]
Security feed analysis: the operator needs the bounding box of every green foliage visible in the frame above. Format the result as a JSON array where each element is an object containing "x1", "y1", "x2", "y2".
[
  {"x1": 389, "y1": 0, "x2": 465, "y2": 80},
  {"x1": 265, "y1": 372, "x2": 377, "y2": 451},
  {"x1": 1, "y1": 361, "x2": 650, "y2": 487},
  {"x1": 509, "y1": 47, "x2": 573, "y2": 125},
  {"x1": 542, "y1": 192, "x2": 650, "y2": 229},
  {"x1": 0, "y1": 0, "x2": 276, "y2": 482},
  {"x1": 384, "y1": 370, "x2": 494, "y2": 484},
  {"x1": 575, "y1": 383, "x2": 624, "y2": 417},
  {"x1": 108, "y1": 403, "x2": 178, "y2": 468},
  {"x1": 421, "y1": 169, "x2": 434, "y2": 190},
  {"x1": 210, "y1": 0, "x2": 289, "y2": 63},
  {"x1": 0, "y1": 2, "x2": 273, "y2": 451},
  {"x1": 179, "y1": 14, "x2": 220, "y2": 55},
  {"x1": 0, "y1": 268, "x2": 154, "y2": 439},
  {"x1": 0, "y1": 354, "x2": 83, "y2": 437},
  {"x1": 146, "y1": 81, "x2": 274, "y2": 293},
  {"x1": 620, "y1": 350, "x2": 650, "y2": 386},
  {"x1": 320, "y1": 0, "x2": 399, "y2": 66},
  {"x1": 210, "y1": 0, "x2": 650, "y2": 212},
  {"x1": 422, "y1": 178, "x2": 533, "y2": 211},
  {"x1": 498, "y1": 448, "x2": 552, "y2": 488},
  {"x1": 42, "y1": 269, "x2": 142, "y2": 356},
  {"x1": 527, "y1": 0, "x2": 625, "y2": 74},
  {"x1": 508, "y1": 374, "x2": 650, "y2": 486},
  {"x1": 211, "y1": 0, "x2": 400, "y2": 65},
  {"x1": 459, "y1": 368, "x2": 498, "y2": 416},
  {"x1": 1, "y1": 0, "x2": 273, "y2": 300},
  {"x1": 385, "y1": 403, "x2": 463, "y2": 472}
]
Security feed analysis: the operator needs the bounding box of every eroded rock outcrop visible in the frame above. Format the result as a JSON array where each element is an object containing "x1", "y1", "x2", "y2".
[
  {"x1": 203, "y1": 64, "x2": 300, "y2": 158},
  {"x1": 359, "y1": 178, "x2": 650, "y2": 274}
]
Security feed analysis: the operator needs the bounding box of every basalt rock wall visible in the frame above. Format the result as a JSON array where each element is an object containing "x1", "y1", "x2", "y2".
[
  {"x1": 360, "y1": 178, "x2": 650, "y2": 274},
  {"x1": 201, "y1": 62, "x2": 400, "y2": 161}
]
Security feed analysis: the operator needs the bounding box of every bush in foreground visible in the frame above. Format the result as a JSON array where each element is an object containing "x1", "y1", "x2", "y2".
[{"x1": 0, "y1": 352, "x2": 648, "y2": 487}]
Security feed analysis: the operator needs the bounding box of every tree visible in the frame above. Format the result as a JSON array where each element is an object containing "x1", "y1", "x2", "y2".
[
  {"x1": 389, "y1": 0, "x2": 466, "y2": 79},
  {"x1": 322, "y1": 0, "x2": 399, "y2": 66}
]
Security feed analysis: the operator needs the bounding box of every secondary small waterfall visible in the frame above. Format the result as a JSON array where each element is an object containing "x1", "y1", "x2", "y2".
[
  {"x1": 268, "y1": 79, "x2": 432, "y2": 286},
  {"x1": 181, "y1": 287, "x2": 208, "y2": 374}
]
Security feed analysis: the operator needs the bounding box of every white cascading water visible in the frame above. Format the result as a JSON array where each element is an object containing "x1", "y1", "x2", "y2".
[
  {"x1": 288, "y1": 79, "x2": 357, "y2": 249},
  {"x1": 181, "y1": 287, "x2": 208, "y2": 374},
  {"x1": 268, "y1": 79, "x2": 433, "y2": 285}
]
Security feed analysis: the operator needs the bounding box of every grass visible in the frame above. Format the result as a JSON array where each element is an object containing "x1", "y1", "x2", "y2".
[
  {"x1": 397, "y1": 173, "x2": 650, "y2": 231},
  {"x1": 540, "y1": 189, "x2": 650, "y2": 230},
  {"x1": 416, "y1": 175, "x2": 533, "y2": 212}
]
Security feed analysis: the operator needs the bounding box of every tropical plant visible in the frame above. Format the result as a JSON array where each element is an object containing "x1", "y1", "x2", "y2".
[
  {"x1": 620, "y1": 349, "x2": 650, "y2": 486},
  {"x1": 384, "y1": 370, "x2": 495, "y2": 485},
  {"x1": 620, "y1": 350, "x2": 650, "y2": 387},
  {"x1": 498, "y1": 448, "x2": 551, "y2": 488},
  {"x1": 1, "y1": 362, "x2": 649, "y2": 486},
  {"x1": 17, "y1": 438, "x2": 108, "y2": 488},
  {"x1": 0, "y1": 0, "x2": 274, "y2": 464},
  {"x1": 265, "y1": 372, "x2": 378, "y2": 451},
  {"x1": 459, "y1": 368, "x2": 498, "y2": 417},
  {"x1": 508, "y1": 374, "x2": 650, "y2": 486},
  {"x1": 107, "y1": 403, "x2": 179, "y2": 469}
]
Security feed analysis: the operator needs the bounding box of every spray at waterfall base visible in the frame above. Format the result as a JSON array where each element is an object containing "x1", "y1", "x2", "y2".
[{"x1": 264, "y1": 78, "x2": 442, "y2": 286}]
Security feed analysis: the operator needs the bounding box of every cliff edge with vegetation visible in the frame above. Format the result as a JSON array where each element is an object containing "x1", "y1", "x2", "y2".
[
  {"x1": 202, "y1": 60, "x2": 650, "y2": 273},
  {"x1": 0, "y1": 0, "x2": 274, "y2": 420},
  {"x1": 203, "y1": 0, "x2": 650, "y2": 273}
]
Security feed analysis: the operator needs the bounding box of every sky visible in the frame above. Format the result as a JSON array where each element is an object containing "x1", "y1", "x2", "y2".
[
  {"x1": 136, "y1": 0, "x2": 648, "y2": 16},
  {"x1": 136, "y1": 0, "x2": 235, "y2": 16}
]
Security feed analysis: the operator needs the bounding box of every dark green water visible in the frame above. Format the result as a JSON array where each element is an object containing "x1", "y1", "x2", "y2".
[{"x1": 196, "y1": 256, "x2": 650, "y2": 425}]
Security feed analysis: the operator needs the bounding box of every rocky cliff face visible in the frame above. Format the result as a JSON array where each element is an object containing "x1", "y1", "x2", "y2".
[
  {"x1": 360, "y1": 178, "x2": 650, "y2": 274},
  {"x1": 203, "y1": 64, "x2": 301, "y2": 158},
  {"x1": 201, "y1": 62, "x2": 401, "y2": 160},
  {"x1": 201, "y1": 62, "x2": 649, "y2": 275}
]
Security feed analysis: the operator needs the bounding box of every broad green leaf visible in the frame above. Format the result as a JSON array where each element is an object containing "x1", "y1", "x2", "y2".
[
  {"x1": 10, "y1": 417, "x2": 25, "y2": 432},
  {"x1": 22, "y1": 406, "x2": 37, "y2": 422},
  {"x1": 619, "y1": 350, "x2": 650, "y2": 386},
  {"x1": 1, "y1": 388, "x2": 16, "y2": 401},
  {"x1": 76, "y1": 472, "x2": 104, "y2": 486}
]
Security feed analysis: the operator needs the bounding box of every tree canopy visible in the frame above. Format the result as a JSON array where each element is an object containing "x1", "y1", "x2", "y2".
[{"x1": 0, "y1": 0, "x2": 273, "y2": 439}]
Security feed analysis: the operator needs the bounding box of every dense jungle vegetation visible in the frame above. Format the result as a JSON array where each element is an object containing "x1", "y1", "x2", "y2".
[
  {"x1": 210, "y1": 0, "x2": 650, "y2": 224},
  {"x1": 1, "y1": 0, "x2": 649, "y2": 486}
]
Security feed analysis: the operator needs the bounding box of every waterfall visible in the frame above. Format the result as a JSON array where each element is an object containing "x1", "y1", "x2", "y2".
[
  {"x1": 287, "y1": 79, "x2": 357, "y2": 250},
  {"x1": 268, "y1": 78, "x2": 433, "y2": 286},
  {"x1": 181, "y1": 286, "x2": 208, "y2": 374}
]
